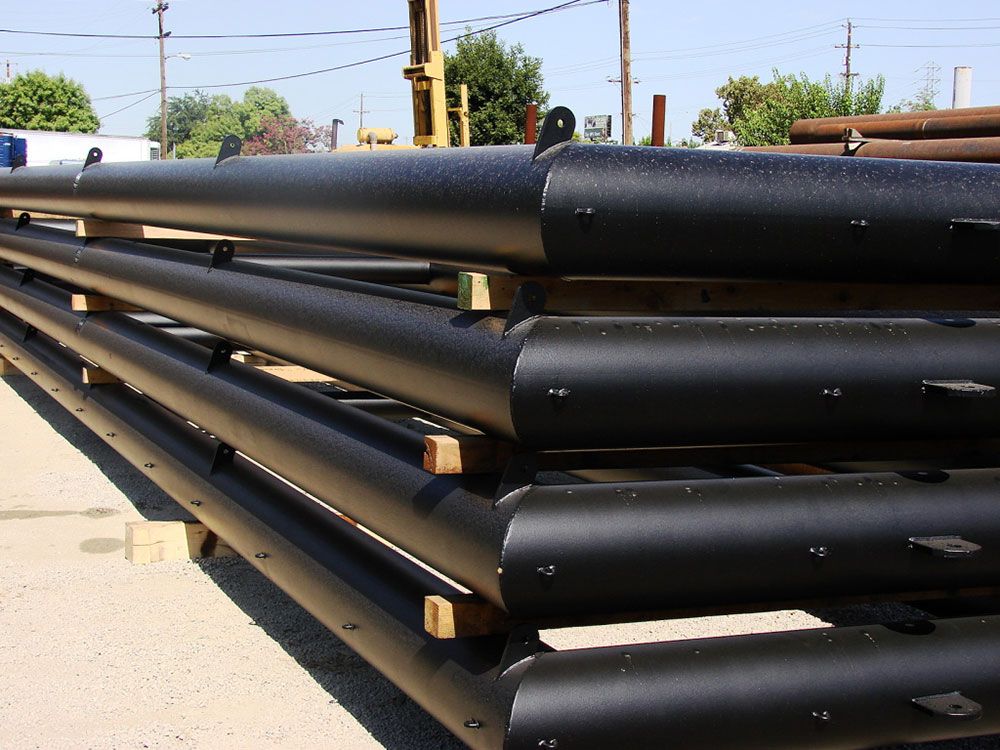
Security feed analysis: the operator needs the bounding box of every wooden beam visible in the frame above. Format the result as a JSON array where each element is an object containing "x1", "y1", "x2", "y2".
[
  {"x1": 424, "y1": 594, "x2": 510, "y2": 639},
  {"x1": 231, "y1": 352, "x2": 269, "y2": 365},
  {"x1": 252, "y1": 364, "x2": 367, "y2": 390},
  {"x1": 81, "y1": 365, "x2": 121, "y2": 385},
  {"x1": 422, "y1": 434, "x2": 514, "y2": 475},
  {"x1": 70, "y1": 294, "x2": 143, "y2": 313},
  {"x1": 75, "y1": 219, "x2": 255, "y2": 242},
  {"x1": 124, "y1": 520, "x2": 237, "y2": 565},
  {"x1": 0, "y1": 208, "x2": 75, "y2": 221},
  {"x1": 0, "y1": 356, "x2": 21, "y2": 376},
  {"x1": 457, "y1": 271, "x2": 1000, "y2": 313}
]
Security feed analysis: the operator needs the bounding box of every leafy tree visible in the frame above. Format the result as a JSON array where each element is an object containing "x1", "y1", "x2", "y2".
[
  {"x1": 144, "y1": 91, "x2": 221, "y2": 153},
  {"x1": 156, "y1": 87, "x2": 294, "y2": 158},
  {"x1": 0, "y1": 70, "x2": 99, "y2": 133},
  {"x1": 691, "y1": 107, "x2": 728, "y2": 142},
  {"x1": 889, "y1": 91, "x2": 937, "y2": 113},
  {"x1": 243, "y1": 115, "x2": 330, "y2": 155},
  {"x1": 691, "y1": 71, "x2": 885, "y2": 146},
  {"x1": 444, "y1": 30, "x2": 549, "y2": 145}
]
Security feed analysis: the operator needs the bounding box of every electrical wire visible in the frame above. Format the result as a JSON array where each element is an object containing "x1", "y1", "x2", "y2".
[{"x1": 98, "y1": 90, "x2": 159, "y2": 119}]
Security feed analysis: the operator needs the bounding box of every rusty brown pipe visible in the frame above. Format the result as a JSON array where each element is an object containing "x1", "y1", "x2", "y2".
[
  {"x1": 651, "y1": 94, "x2": 666, "y2": 147},
  {"x1": 745, "y1": 135, "x2": 1000, "y2": 163},
  {"x1": 790, "y1": 105, "x2": 1000, "y2": 143}
]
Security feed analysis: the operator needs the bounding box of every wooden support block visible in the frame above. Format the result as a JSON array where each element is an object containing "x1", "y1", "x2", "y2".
[
  {"x1": 0, "y1": 356, "x2": 21, "y2": 376},
  {"x1": 125, "y1": 520, "x2": 237, "y2": 565},
  {"x1": 457, "y1": 271, "x2": 1000, "y2": 314},
  {"x1": 70, "y1": 294, "x2": 143, "y2": 313},
  {"x1": 253, "y1": 364, "x2": 366, "y2": 390},
  {"x1": 81, "y1": 365, "x2": 121, "y2": 385},
  {"x1": 231, "y1": 352, "x2": 269, "y2": 365},
  {"x1": 1, "y1": 208, "x2": 75, "y2": 220},
  {"x1": 76, "y1": 219, "x2": 255, "y2": 242},
  {"x1": 424, "y1": 594, "x2": 510, "y2": 639},
  {"x1": 423, "y1": 434, "x2": 514, "y2": 475}
]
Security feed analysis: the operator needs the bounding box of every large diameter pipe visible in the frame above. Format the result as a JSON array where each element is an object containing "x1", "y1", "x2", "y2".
[
  {"x1": 5, "y1": 324, "x2": 1000, "y2": 750},
  {"x1": 6, "y1": 223, "x2": 1000, "y2": 451},
  {"x1": 790, "y1": 105, "x2": 1000, "y2": 143},
  {"x1": 746, "y1": 135, "x2": 1000, "y2": 163},
  {"x1": 5, "y1": 277, "x2": 1000, "y2": 618},
  {"x1": 4, "y1": 135, "x2": 1000, "y2": 281}
]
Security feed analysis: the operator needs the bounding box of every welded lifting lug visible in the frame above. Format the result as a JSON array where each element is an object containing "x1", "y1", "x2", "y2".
[
  {"x1": 205, "y1": 339, "x2": 233, "y2": 373},
  {"x1": 498, "y1": 624, "x2": 544, "y2": 676},
  {"x1": 207, "y1": 442, "x2": 235, "y2": 475},
  {"x1": 503, "y1": 281, "x2": 546, "y2": 334},
  {"x1": 922, "y1": 379, "x2": 996, "y2": 398},
  {"x1": 532, "y1": 106, "x2": 575, "y2": 161},
  {"x1": 912, "y1": 691, "x2": 983, "y2": 720},
  {"x1": 909, "y1": 535, "x2": 982, "y2": 558},
  {"x1": 83, "y1": 147, "x2": 103, "y2": 170},
  {"x1": 215, "y1": 134, "x2": 242, "y2": 166},
  {"x1": 209, "y1": 240, "x2": 235, "y2": 268}
]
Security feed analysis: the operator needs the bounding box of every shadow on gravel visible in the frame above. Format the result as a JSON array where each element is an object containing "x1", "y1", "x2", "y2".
[{"x1": 5, "y1": 374, "x2": 462, "y2": 750}]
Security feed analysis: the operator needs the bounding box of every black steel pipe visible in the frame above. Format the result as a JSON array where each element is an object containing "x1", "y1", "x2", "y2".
[
  {"x1": 4, "y1": 277, "x2": 1000, "y2": 618},
  {"x1": 3, "y1": 319, "x2": 1000, "y2": 749},
  {"x1": 2, "y1": 131, "x2": 1000, "y2": 281},
  {"x1": 5, "y1": 221, "x2": 1000, "y2": 450}
]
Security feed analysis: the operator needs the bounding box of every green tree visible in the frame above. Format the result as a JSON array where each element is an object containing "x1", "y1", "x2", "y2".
[
  {"x1": 691, "y1": 107, "x2": 728, "y2": 142},
  {"x1": 444, "y1": 30, "x2": 549, "y2": 145},
  {"x1": 691, "y1": 70, "x2": 886, "y2": 146},
  {"x1": 155, "y1": 87, "x2": 294, "y2": 158},
  {"x1": 0, "y1": 70, "x2": 99, "y2": 133}
]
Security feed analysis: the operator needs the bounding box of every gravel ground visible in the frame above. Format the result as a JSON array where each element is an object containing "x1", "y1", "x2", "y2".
[{"x1": 1, "y1": 372, "x2": 998, "y2": 749}]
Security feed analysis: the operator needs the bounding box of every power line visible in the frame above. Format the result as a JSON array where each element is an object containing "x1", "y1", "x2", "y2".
[
  {"x1": 0, "y1": 1, "x2": 599, "y2": 41},
  {"x1": 99, "y1": 90, "x2": 159, "y2": 119}
]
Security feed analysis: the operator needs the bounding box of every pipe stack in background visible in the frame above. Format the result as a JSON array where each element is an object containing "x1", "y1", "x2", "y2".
[
  {"x1": 746, "y1": 104, "x2": 1000, "y2": 162},
  {"x1": 1, "y1": 108, "x2": 1000, "y2": 749}
]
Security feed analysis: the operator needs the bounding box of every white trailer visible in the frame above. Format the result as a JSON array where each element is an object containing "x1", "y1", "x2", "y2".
[{"x1": 2, "y1": 129, "x2": 159, "y2": 166}]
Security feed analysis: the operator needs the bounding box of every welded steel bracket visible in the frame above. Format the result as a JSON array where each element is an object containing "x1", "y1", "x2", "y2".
[
  {"x1": 922, "y1": 379, "x2": 995, "y2": 398},
  {"x1": 532, "y1": 106, "x2": 575, "y2": 160},
  {"x1": 215, "y1": 135, "x2": 242, "y2": 166},
  {"x1": 909, "y1": 535, "x2": 982, "y2": 558},
  {"x1": 205, "y1": 339, "x2": 233, "y2": 373},
  {"x1": 209, "y1": 240, "x2": 235, "y2": 268},
  {"x1": 841, "y1": 127, "x2": 867, "y2": 155},
  {"x1": 498, "y1": 624, "x2": 543, "y2": 676},
  {"x1": 207, "y1": 442, "x2": 235, "y2": 475},
  {"x1": 15, "y1": 212, "x2": 30, "y2": 230},
  {"x1": 503, "y1": 282, "x2": 546, "y2": 335},
  {"x1": 83, "y1": 147, "x2": 103, "y2": 170},
  {"x1": 912, "y1": 691, "x2": 983, "y2": 720},
  {"x1": 495, "y1": 453, "x2": 538, "y2": 503}
]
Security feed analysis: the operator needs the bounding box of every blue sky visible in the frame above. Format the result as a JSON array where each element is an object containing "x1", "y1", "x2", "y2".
[{"x1": 4, "y1": 1, "x2": 999, "y2": 144}]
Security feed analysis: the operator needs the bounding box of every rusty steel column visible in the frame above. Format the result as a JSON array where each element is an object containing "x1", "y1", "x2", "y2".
[
  {"x1": 651, "y1": 94, "x2": 666, "y2": 146},
  {"x1": 524, "y1": 102, "x2": 538, "y2": 144}
]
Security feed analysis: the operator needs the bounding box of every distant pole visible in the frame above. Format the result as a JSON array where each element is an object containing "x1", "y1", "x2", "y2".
[
  {"x1": 619, "y1": 0, "x2": 633, "y2": 145},
  {"x1": 153, "y1": 2, "x2": 169, "y2": 160},
  {"x1": 354, "y1": 93, "x2": 369, "y2": 130},
  {"x1": 525, "y1": 102, "x2": 538, "y2": 144},
  {"x1": 952, "y1": 66, "x2": 973, "y2": 109},
  {"x1": 650, "y1": 94, "x2": 666, "y2": 147},
  {"x1": 836, "y1": 19, "x2": 859, "y2": 95},
  {"x1": 331, "y1": 118, "x2": 344, "y2": 150}
]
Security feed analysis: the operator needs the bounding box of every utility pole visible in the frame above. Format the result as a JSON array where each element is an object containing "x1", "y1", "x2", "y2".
[
  {"x1": 618, "y1": 0, "x2": 633, "y2": 145},
  {"x1": 354, "y1": 93, "x2": 370, "y2": 130},
  {"x1": 153, "y1": 2, "x2": 169, "y2": 160},
  {"x1": 836, "y1": 19, "x2": 859, "y2": 94}
]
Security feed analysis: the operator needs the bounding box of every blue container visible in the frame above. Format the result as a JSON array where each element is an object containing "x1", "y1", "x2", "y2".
[
  {"x1": 0, "y1": 134, "x2": 12, "y2": 168},
  {"x1": 12, "y1": 137, "x2": 27, "y2": 167}
]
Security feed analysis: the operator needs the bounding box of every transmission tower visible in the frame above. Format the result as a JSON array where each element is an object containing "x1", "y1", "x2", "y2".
[{"x1": 914, "y1": 61, "x2": 941, "y2": 107}]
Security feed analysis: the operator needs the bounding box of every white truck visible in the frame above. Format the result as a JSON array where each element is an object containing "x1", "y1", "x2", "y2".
[{"x1": 2, "y1": 128, "x2": 159, "y2": 166}]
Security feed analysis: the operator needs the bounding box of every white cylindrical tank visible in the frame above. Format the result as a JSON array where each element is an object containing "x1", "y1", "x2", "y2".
[{"x1": 952, "y1": 66, "x2": 973, "y2": 109}]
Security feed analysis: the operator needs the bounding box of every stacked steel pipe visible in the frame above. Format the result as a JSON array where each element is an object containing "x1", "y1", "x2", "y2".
[
  {"x1": 746, "y1": 104, "x2": 1000, "y2": 162},
  {"x1": 1, "y1": 108, "x2": 999, "y2": 749}
]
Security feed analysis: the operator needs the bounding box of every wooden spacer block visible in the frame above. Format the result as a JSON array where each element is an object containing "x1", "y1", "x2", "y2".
[
  {"x1": 231, "y1": 352, "x2": 269, "y2": 365},
  {"x1": 0, "y1": 356, "x2": 21, "y2": 376},
  {"x1": 424, "y1": 594, "x2": 510, "y2": 639},
  {"x1": 253, "y1": 364, "x2": 366, "y2": 390},
  {"x1": 125, "y1": 520, "x2": 237, "y2": 565},
  {"x1": 81, "y1": 365, "x2": 121, "y2": 385},
  {"x1": 423, "y1": 434, "x2": 514, "y2": 475},
  {"x1": 76, "y1": 219, "x2": 255, "y2": 242},
  {"x1": 70, "y1": 294, "x2": 143, "y2": 313}
]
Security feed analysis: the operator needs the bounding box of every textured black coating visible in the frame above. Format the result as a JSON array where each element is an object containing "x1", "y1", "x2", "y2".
[
  {"x1": 0, "y1": 317, "x2": 519, "y2": 750},
  {"x1": 507, "y1": 615, "x2": 1000, "y2": 749},
  {"x1": 2, "y1": 141, "x2": 1000, "y2": 279},
  {"x1": 4, "y1": 273, "x2": 1000, "y2": 619},
  {"x1": 5, "y1": 221, "x2": 1000, "y2": 449}
]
